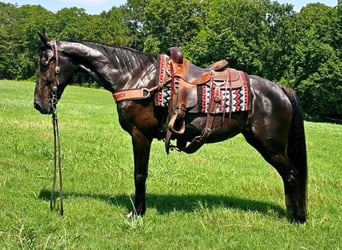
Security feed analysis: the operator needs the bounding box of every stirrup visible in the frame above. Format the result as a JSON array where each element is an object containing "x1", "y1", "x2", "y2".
[{"x1": 167, "y1": 112, "x2": 186, "y2": 135}]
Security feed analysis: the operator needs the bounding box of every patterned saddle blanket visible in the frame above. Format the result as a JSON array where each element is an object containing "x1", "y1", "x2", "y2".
[{"x1": 154, "y1": 54, "x2": 251, "y2": 114}]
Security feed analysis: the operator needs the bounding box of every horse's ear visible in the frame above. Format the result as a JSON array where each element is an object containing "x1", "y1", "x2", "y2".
[{"x1": 38, "y1": 29, "x2": 51, "y2": 45}]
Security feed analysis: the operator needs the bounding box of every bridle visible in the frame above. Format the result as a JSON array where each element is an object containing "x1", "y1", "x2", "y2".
[
  {"x1": 51, "y1": 40, "x2": 60, "y2": 112},
  {"x1": 50, "y1": 40, "x2": 64, "y2": 216}
]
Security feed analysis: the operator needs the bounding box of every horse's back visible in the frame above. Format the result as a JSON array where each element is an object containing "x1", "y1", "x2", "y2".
[{"x1": 249, "y1": 75, "x2": 293, "y2": 116}]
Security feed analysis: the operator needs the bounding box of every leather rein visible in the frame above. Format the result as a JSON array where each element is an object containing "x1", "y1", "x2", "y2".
[{"x1": 50, "y1": 40, "x2": 64, "y2": 215}]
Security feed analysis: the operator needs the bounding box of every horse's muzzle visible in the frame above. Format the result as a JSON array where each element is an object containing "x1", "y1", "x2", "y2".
[{"x1": 34, "y1": 101, "x2": 51, "y2": 114}]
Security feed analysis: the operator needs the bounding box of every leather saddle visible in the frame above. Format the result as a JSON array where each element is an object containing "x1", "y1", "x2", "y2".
[
  {"x1": 167, "y1": 47, "x2": 245, "y2": 114},
  {"x1": 164, "y1": 46, "x2": 248, "y2": 154}
]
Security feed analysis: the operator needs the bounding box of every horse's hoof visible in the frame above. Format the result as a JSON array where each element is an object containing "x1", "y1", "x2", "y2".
[
  {"x1": 127, "y1": 211, "x2": 136, "y2": 219},
  {"x1": 127, "y1": 210, "x2": 143, "y2": 218},
  {"x1": 292, "y1": 215, "x2": 306, "y2": 224},
  {"x1": 289, "y1": 212, "x2": 306, "y2": 224}
]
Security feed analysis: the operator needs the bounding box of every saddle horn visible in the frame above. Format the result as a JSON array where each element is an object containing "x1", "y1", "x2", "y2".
[{"x1": 167, "y1": 38, "x2": 183, "y2": 64}]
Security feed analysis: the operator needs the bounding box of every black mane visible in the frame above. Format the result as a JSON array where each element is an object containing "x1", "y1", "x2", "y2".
[{"x1": 77, "y1": 41, "x2": 157, "y2": 71}]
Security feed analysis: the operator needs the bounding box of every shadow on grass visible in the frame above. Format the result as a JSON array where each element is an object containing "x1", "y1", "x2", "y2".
[{"x1": 39, "y1": 189, "x2": 285, "y2": 219}]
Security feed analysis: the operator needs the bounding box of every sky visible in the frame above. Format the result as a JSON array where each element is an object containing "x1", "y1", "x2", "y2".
[{"x1": 2, "y1": 0, "x2": 337, "y2": 15}]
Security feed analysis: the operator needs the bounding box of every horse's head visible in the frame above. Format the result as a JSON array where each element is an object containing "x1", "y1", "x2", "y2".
[{"x1": 34, "y1": 31, "x2": 76, "y2": 114}]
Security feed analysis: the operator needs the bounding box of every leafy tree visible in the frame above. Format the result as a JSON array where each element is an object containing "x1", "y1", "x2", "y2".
[
  {"x1": 280, "y1": 3, "x2": 341, "y2": 120},
  {"x1": 298, "y1": 50, "x2": 342, "y2": 120},
  {"x1": 185, "y1": 0, "x2": 293, "y2": 75},
  {"x1": 0, "y1": 3, "x2": 17, "y2": 79},
  {"x1": 0, "y1": 3, "x2": 54, "y2": 79},
  {"x1": 55, "y1": 7, "x2": 88, "y2": 40},
  {"x1": 141, "y1": 0, "x2": 205, "y2": 53},
  {"x1": 121, "y1": 0, "x2": 149, "y2": 50},
  {"x1": 97, "y1": 7, "x2": 131, "y2": 46}
]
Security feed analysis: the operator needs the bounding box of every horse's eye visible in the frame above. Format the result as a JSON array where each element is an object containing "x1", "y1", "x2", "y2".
[
  {"x1": 40, "y1": 49, "x2": 54, "y2": 61},
  {"x1": 46, "y1": 50, "x2": 54, "y2": 57},
  {"x1": 39, "y1": 60, "x2": 49, "y2": 72}
]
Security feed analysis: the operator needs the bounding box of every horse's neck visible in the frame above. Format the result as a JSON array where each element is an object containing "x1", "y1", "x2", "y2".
[
  {"x1": 59, "y1": 41, "x2": 156, "y2": 92},
  {"x1": 104, "y1": 47, "x2": 157, "y2": 90}
]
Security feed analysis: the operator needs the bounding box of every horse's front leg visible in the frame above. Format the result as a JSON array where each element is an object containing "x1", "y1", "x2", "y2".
[{"x1": 130, "y1": 128, "x2": 152, "y2": 217}]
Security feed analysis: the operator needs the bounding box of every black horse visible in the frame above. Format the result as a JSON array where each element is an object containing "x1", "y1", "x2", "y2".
[{"x1": 34, "y1": 31, "x2": 307, "y2": 223}]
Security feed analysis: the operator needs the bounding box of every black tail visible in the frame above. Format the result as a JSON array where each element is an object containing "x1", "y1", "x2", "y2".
[{"x1": 283, "y1": 87, "x2": 308, "y2": 217}]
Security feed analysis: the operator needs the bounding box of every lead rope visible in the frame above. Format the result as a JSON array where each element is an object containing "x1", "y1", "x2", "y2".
[
  {"x1": 50, "y1": 40, "x2": 63, "y2": 216},
  {"x1": 51, "y1": 86, "x2": 64, "y2": 216}
]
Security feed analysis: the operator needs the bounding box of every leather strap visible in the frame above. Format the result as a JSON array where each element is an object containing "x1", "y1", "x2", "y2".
[
  {"x1": 181, "y1": 77, "x2": 218, "y2": 154},
  {"x1": 112, "y1": 88, "x2": 152, "y2": 102}
]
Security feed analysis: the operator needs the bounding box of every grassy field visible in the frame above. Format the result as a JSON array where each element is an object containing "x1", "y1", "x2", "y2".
[{"x1": 0, "y1": 80, "x2": 341, "y2": 249}]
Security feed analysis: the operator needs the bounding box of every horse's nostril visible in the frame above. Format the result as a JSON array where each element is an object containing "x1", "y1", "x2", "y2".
[
  {"x1": 34, "y1": 102, "x2": 50, "y2": 114},
  {"x1": 34, "y1": 102, "x2": 42, "y2": 111}
]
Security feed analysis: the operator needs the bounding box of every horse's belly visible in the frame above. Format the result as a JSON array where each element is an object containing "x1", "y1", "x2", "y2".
[{"x1": 184, "y1": 115, "x2": 243, "y2": 143}]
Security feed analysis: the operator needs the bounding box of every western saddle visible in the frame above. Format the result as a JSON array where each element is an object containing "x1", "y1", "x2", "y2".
[{"x1": 164, "y1": 46, "x2": 247, "y2": 154}]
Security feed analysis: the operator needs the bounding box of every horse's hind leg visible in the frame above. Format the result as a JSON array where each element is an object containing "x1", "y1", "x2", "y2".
[
  {"x1": 268, "y1": 150, "x2": 306, "y2": 223},
  {"x1": 243, "y1": 132, "x2": 307, "y2": 223}
]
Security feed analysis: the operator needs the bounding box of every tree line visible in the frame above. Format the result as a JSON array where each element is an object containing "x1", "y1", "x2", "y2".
[{"x1": 0, "y1": 0, "x2": 341, "y2": 121}]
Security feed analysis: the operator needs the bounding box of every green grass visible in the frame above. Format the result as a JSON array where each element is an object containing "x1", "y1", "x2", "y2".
[{"x1": 0, "y1": 80, "x2": 341, "y2": 249}]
